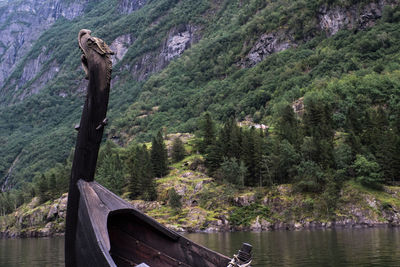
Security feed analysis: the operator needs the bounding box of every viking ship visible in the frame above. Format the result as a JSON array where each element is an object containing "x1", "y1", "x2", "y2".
[{"x1": 65, "y1": 29, "x2": 252, "y2": 267}]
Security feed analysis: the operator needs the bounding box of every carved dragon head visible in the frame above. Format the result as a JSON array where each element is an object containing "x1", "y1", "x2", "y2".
[{"x1": 78, "y1": 29, "x2": 114, "y2": 80}]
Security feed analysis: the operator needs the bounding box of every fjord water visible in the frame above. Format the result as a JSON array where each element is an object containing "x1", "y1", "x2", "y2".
[
  {"x1": 1, "y1": 228, "x2": 400, "y2": 266},
  {"x1": 185, "y1": 227, "x2": 400, "y2": 267},
  {"x1": 0, "y1": 236, "x2": 64, "y2": 267}
]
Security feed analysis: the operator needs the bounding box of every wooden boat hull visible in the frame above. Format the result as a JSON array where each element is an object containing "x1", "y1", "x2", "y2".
[{"x1": 74, "y1": 180, "x2": 231, "y2": 267}]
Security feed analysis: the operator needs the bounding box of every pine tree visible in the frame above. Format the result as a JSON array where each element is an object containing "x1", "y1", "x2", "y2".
[
  {"x1": 275, "y1": 102, "x2": 300, "y2": 146},
  {"x1": 205, "y1": 142, "x2": 223, "y2": 176},
  {"x1": 48, "y1": 173, "x2": 57, "y2": 199},
  {"x1": 141, "y1": 145, "x2": 157, "y2": 201},
  {"x1": 151, "y1": 131, "x2": 168, "y2": 177},
  {"x1": 302, "y1": 92, "x2": 334, "y2": 168},
  {"x1": 241, "y1": 128, "x2": 256, "y2": 185},
  {"x1": 37, "y1": 174, "x2": 49, "y2": 203},
  {"x1": 199, "y1": 113, "x2": 216, "y2": 153},
  {"x1": 127, "y1": 146, "x2": 142, "y2": 199},
  {"x1": 171, "y1": 137, "x2": 186, "y2": 162},
  {"x1": 168, "y1": 188, "x2": 182, "y2": 210},
  {"x1": 97, "y1": 153, "x2": 125, "y2": 195}
]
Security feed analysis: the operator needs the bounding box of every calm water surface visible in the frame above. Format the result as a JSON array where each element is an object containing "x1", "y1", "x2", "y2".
[
  {"x1": 1, "y1": 228, "x2": 400, "y2": 266},
  {"x1": 185, "y1": 227, "x2": 400, "y2": 267},
  {"x1": 0, "y1": 236, "x2": 64, "y2": 266}
]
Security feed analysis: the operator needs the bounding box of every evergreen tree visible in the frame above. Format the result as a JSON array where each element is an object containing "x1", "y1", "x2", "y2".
[
  {"x1": 220, "y1": 157, "x2": 247, "y2": 187},
  {"x1": 353, "y1": 154, "x2": 384, "y2": 189},
  {"x1": 168, "y1": 188, "x2": 182, "y2": 210},
  {"x1": 302, "y1": 92, "x2": 334, "y2": 168},
  {"x1": 37, "y1": 174, "x2": 49, "y2": 203},
  {"x1": 16, "y1": 190, "x2": 25, "y2": 208},
  {"x1": 205, "y1": 142, "x2": 223, "y2": 176},
  {"x1": 171, "y1": 137, "x2": 186, "y2": 162},
  {"x1": 295, "y1": 160, "x2": 325, "y2": 193},
  {"x1": 219, "y1": 117, "x2": 242, "y2": 160},
  {"x1": 127, "y1": 145, "x2": 157, "y2": 200},
  {"x1": 199, "y1": 113, "x2": 216, "y2": 153},
  {"x1": 151, "y1": 131, "x2": 168, "y2": 177},
  {"x1": 241, "y1": 128, "x2": 256, "y2": 185},
  {"x1": 48, "y1": 173, "x2": 57, "y2": 198},
  {"x1": 141, "y1": 145, "x2": 157, "y2": 201},
  {"x1": 274, "y1": 102, "x2": 300, "y2": 146},
  {"x1": 127, "y1": 146, "x2": 143, "y2": 199},
  {"x1": 260, "y1": 155, "x2": 273, "y2": 187},
  {"x1": 97, "y1": 153, "x2": 125, "y2": 195}
]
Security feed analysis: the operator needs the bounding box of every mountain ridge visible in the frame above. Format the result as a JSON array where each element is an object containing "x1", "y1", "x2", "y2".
[{"x1": 1, "y1": 0, "x2": 400, "y2": 190}]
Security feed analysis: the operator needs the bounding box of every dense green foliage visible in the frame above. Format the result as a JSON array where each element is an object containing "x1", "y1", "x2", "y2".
[
  {"x1": 127, "y1": 143, "x2": 157, "y2": 201},
  {"x1": 229, "y1": 203, "x2": 270, "y2": 227},
  {"x1": 2, "y1": 0, "x2": 400, "y2": 221}
]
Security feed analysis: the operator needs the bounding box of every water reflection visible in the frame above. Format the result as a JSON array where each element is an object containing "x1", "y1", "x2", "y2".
[
  {"x1": 184, "y1": 227, "x2": 400, "y2": 267},
  {"x1": 0, "y1": 236, "x2": 64, "y2": 267},
  {"x1": 0, "y1": 228, "x2": 399, "y2": 266}
]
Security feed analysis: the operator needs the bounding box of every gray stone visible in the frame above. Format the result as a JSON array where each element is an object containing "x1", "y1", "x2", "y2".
[
  {"x1": 109, "y1": 34, "x2": 134, "y2": 65},
  {"x1": 118, "y1": 0, "x2": 147, "y2": 14},
  {"x1": 0, "y1": 0, "x2": 89, "y2": 101},
  {"x1": 234, "y1": 194, "x2": 256, "y2": 207},
  {"x1": 318, "y1": 0, "x2": 391, "y2": 36},
  {"x1": 131, "y1": 24, "x2": 200, "y2": 81},
  {"x1": 242, "y1": 30, "x2": 294, "y2": 67},
  {"x1": 46, "y1": 203, "x2": 59, "y2": 221}
]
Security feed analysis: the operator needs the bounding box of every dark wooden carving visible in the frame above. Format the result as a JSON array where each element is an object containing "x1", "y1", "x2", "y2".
[{"x1": 65, "y1": 29, "x2": 114, "y2": 267}]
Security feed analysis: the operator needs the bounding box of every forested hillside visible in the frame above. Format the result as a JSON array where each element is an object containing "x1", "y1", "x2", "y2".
[{"x1": 1, "y1": 0, "x2": 400, "y2": 221}]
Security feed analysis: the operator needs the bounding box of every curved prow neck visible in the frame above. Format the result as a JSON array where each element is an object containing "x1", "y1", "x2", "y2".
[{"x1": 65, "y1": 29, "x2": 113, "y2": 267}]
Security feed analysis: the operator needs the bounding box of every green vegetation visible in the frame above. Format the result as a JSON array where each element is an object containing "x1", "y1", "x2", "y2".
[
  {"x1": 171, "y1": 137, "x2": 186, "y2": 163},
  {"x1": 151, "y1": 130, "x2": 169, "y2": 178},
  {"x1": 168, "y1": 188, "x2": 182, "y2": 210},
  {"x1": 229, "y1": 204, "x2": 270, "y2": 227},
  {"x1": 2, "y1": 0, "x2": 400, "y2": 230}
]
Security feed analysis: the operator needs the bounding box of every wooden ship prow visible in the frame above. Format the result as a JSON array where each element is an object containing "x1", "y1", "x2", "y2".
[{"x1": 65, "y1": 29, "x2": 252, "y2": 267}]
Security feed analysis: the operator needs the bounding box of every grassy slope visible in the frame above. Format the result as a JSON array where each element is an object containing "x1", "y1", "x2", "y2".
[
  {"x1": 2, "y1": 135, "x2": 400, "y2": 236},
  {"x1": 142, "y1": 137, "x2": 400, "y2": 231}
]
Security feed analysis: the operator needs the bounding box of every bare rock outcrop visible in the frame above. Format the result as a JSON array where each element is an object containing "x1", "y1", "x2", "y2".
[
  {"x1": 0, "y1": 0, "x2": 89, "y2": 100},
  {"x1": 109, "y1": 34, "x2": 135, "y2": 65},
  {"x1": 118, "y1": 0, "x2": 147, "y2": 14},
  {"x1": 242, "y1": 0, "x2": 397, "y2": 68},
  {"x1": 241, "y1": 31, "x2": 295, "y2": 67},
  {"x1": 0, "y1": 193, "x2": 68, "y2": 238},
  {"x1": 132, "y1": 24, "x2": 201, "y2": 81},
  {"x1": 318, "y1": 0, "x2": 396, "y2": 36}
]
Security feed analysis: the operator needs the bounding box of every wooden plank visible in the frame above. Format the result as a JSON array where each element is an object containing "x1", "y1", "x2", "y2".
[
  {"x1": 91, "y1": 182, "x2": 132, "y2": 210},
  {"x1": 107, "y1": 212, "x2": 230, "y2": 267},
  {"x1": 76, "y1": 206, "x2": 109, "y2": 267},
  {"x1": 93, "y1": 182, "x2": 180, "y2": 241},
  {"x1": 109, "y1": 225, "x2": 191, "y2": 267}
]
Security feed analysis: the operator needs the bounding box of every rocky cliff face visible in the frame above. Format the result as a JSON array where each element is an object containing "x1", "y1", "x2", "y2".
[
  {"x1": 109, "y1": 34, "x2": 134, "y2": 65},
  {"x1": 131, "y1": 24, "x2": 201, "y2": 81},
  {"x1": 118, "y1": 0, "x2": 147, "y2": 14},
  {"x1": 318, "y1": 0, "x2": 396, "y2": 36},
  {"x1": 0, "y1": 193, "x2": 67, "y2": 238},
  {"x1": 242, "y1": 0, "x2": 397, "y2": 67},
  {"x1": 0, "y1": 0, "x2": 88, "y2": 101},
  {"x1": 241, "y1": 30, "x2": 295, "y2": 68}
]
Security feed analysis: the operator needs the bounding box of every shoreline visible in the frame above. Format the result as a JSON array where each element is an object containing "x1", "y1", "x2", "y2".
[{"x1": 1, "y1": 221, "x2": 399, "y2": 239}]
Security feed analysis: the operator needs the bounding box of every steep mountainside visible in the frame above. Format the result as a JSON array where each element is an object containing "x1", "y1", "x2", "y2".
[{"x1": 1, "y1": 0, "x2": 400, "y2": 189}]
